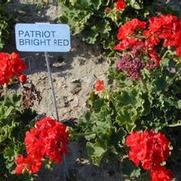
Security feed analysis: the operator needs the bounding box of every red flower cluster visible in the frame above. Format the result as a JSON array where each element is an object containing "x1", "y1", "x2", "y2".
[
  {"x1": 125, "y1": 130, "x2": 173, "y2": 181},
  {"x1": 115, "y1": 15, "x2": 181, "y2": 71},
  {"x1": 150, "y1": 166, "x2": 173, "y2": 181},
  {"x1": 0, "y1": 52, "x2": 27, "y2": 85},
  {"x1": 144, "y1": 14, "x2": 181, "y2": 57},
  {"x1": 115, "y1": 0, "x2": 126, "y2": 10},
  {"x1": 126, "y1": 130, "x2": 170, "y2": 169},
  {"x1": 15, "y1": 154, "x2": 42, "y2": 174},
  {"x1": 15, "y1": 117, "x2": 69, "y2": 174},
  {"x1": 95, "y1": 80, "x2": 105, "y2": 92},
  {"x1": 116, "y1": 19, "x2": 146, "y2": 40}
]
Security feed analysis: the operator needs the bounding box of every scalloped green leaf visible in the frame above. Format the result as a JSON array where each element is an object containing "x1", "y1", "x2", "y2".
[{"x1": 87, "y1": 142, "x2": 106, "y2": 165}]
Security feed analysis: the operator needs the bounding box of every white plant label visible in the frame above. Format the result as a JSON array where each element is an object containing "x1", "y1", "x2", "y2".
[{"x1": 15, "y1": 23, "x2": 71, "y2": 52}]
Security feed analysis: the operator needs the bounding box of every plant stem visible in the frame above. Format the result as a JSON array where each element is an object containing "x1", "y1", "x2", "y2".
[
  {"x1": 165, "y1": 69, "x2": 181, "y2": 91},
  {"x1": 71, "y1": 132, "x2": 94, "y2": 136},
  {"x1": 161, "y1": 49, "x2": 173, "y2": 60},
  {"x1": 140, "y1": 76, "x2": 148, "y2": 92},
  {"x1": 167, "y1": 121, "x2": 181, "y2": 127}
]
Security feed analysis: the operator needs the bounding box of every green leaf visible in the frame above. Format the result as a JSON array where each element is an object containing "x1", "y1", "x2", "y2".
[
  {"x1": 122, "y1": 159, "x2": 139, "y2": 176},
  {"x1": 129, "y1": 0, "x2": 143, "y2": 10},
  {"x1": 4, "y1": 106, "x2": 14, "y2": 118},
  {"x1": 85, "y1": 133, "x2": 96, "y2": 140},
  {"x1": 177, "y1": 100, "x2": 181, "y2": 109},
  {"x1": 69, "y1": 0, "x2": 77, "y2": 5},
  {"x1": 87, "y1": 142, "x2": 106, "y2": 165}
]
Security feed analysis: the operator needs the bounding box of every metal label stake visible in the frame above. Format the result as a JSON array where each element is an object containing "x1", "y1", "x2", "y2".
[{"x1": 44, "y1": 52, "x2": 59, "y2": 120}]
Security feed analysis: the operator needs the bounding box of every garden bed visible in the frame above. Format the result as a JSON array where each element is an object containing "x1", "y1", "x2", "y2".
[{"x1": 0, "y1": 0, "x2": 181, "y2": 181}]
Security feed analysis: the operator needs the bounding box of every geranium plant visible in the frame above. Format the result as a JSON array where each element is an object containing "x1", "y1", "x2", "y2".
[
  {"x1": 59, "y1": 0, "x2": 178, "y2": 53},
  {"x1": 70, "y1": 12, "x2": 181, "y2": 180},
  {"x1": 0, "y1": 52, "x2": 40, "y2": 180}
]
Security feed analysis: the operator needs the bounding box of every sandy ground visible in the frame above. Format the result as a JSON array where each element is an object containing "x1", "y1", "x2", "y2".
[{"x1": 7, "y1": 1, "x2": 109, "y2": 120}]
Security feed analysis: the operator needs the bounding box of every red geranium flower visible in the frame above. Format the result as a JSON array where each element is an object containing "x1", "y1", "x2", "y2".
[
  {"x1": 115, "y1": 0, "x2": 126, "y2": 10},
  {"x1": 144, "y1": 14, "x2": 181, "y2": 57},
  {"x1": 0, "y1": 52, "x2": 27, "y2": 85},
  {"x1": 117, "y1": 19, "x2": 146, "y2": 40},
  {"x1": 150, "y1": 166, "x2": 173, "y2": 181},
  {"x1": 114, "y1": 38, "x2": 139, "y2": 51},
  {"x1": 95, "y1": 80, "x2": 105, "y2": 92},
  {"x1": 176, "y1": 47, "x2": 181, "y2": 57},
  {"x1": 18, "y1": 74, "x2": 27, "y2": 84},
  {"x1": 15, "y1": 154, "x2": 42, "y2": 174},
  {"x1": 15, "y1": 155, "x2": 28, "y2": 174},
  {"x1": 125, "y1": 130, "x2": 170, "y2": 170},
  {"x1": 15, "y1": 117, "x2": 69, "y2": 174}
]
